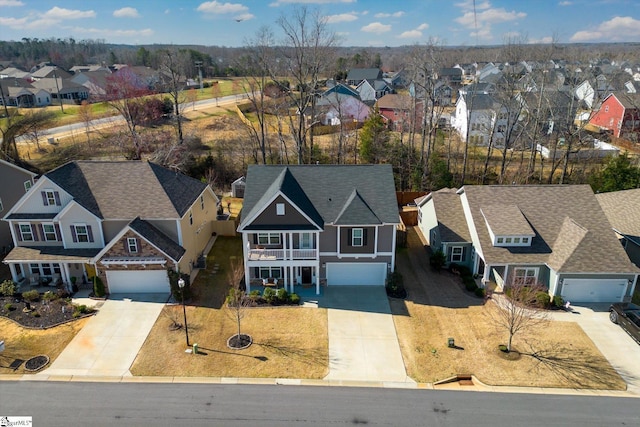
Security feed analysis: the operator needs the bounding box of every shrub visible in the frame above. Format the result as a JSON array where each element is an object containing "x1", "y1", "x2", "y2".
[
  {"x1": 72, "y1": 304, "x2": 90, "y2": 318},
  {"x1": 553, "y1": 295, "x2": 564, "y2": 308},
  {"x1": 430, "y1": 250, "x2": 446, "y2": 271},
  {"x1": 42, "y1": 290, "x2": 59, "y2": 301},
  {"x1": 248, "y1": 290, "x2": 261, "y2": 302},
  {"x1": 4, "y1": 302, "x2": 15, "y2": 311},
  {"x1": 463, "y1": 276, "x2": 477, "y2": 291},
  {"x1": 22, "y1": 290, "x2": 40, "y2": 302},
  {"x1": 93, "y1": 276, "x2": 106, "y2": 298},
  {"x1": 289, "y1": 293, "x2": 301, "y2": 305},
  {"x1": 0, "y1": 279, "x2": 16, "y2": 297},
  {"x1": 386, "y1": 271, "x2": 406, "y2": 298},
  {"x1": 276, "y1": 288, "x2": 289, "y2": 303},
  {"x1": 226, "y1": 287, "x2": 238, "y2": 305},
  {"x1": 474, "y1": 287, "x2": 485, "y2": 298},
  {"x1": 263, "y1": 287, "x2": 276, "y2": 304},
  {"x1": 535, "y1": 292, "x2": 551, "y2": 308}
]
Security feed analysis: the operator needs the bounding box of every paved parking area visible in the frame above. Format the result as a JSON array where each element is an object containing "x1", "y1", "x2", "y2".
[
  {"x1": 550, "y1": 304, "x2": 640, "y2": 395},
  {"x1": 320, "y1": 286, "x2": 413, "y2": 384},
  {"x1": 38, "y1": 294, "x2": 167, "y2": 377}
]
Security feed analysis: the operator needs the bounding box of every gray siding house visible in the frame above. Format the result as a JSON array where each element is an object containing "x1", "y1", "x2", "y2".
[
  {"x1": 596, "y1": 188, "x2": 640, "y2": 268},
  {"x1": 238, "y1": 164, "x2": 399, "y2": 295},
  {"x1": 0, "y1": 159, "x2": 36, "y2": 254},
  {"x1": 418, "y1": 185, "x2": 639, "y2": 303}
]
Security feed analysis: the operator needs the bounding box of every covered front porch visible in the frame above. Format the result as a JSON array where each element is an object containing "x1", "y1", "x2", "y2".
[
  {"x1": 2, "y1": 246, "x2": 100, "y2": 292},
  {"x1": 244, "y1": 264, "x2": 321, "y2": 295}
]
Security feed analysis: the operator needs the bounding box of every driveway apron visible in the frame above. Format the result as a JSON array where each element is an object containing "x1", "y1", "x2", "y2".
[
  {"x1": 321, "y1": 286, "x2": 412, "y2": 383},
  {"x1": 550, "y1": 304, "x2": 640, "y2": 395},
  {"x1": 38, "y1": 294, "x2": 166, "y2": 377}
]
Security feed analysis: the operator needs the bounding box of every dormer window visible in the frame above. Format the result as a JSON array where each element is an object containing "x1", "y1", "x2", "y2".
[
  {"x1": 43, "y1": 190, "x2": 58, "y2": 206},
  {"x1": 276, "y1": 203, "x2": 285, "y2": 216},
  {"x1": 127, "y1": 238, "x2": 138, "y2": 253}
]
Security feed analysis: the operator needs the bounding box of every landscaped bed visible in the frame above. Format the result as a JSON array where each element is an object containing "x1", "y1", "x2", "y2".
[
  {"x1": 130, "y1": 236, "x2": 329, "y2": 379},
  {"x1": 391, "y1": 228, "x2": 626, "y2": 390}
]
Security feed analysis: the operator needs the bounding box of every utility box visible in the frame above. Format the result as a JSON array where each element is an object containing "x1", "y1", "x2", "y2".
[{"x1": 192, "y1": 343, "x2": 198, "y2": 355}]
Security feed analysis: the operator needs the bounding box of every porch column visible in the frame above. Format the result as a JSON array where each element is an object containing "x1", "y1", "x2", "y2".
[
  {"x1": 288, "y1": 232, "x2": 293, "y2": 261},
  {"x1": 482, "y1": 264, "x2": 490, "y2": 283},
  {"x1": 391, "y1": 225, "x2": 397, "y2": 272},
  {"x1": 62, "y1": 263, "x2": 72, "y2": 291},
  {"x1": 290, "y1": 266, "x2": 295, "y2": 293},
  {"x1": 244, "y1": 263, "x2": 251, "y2": 294},
  {"x1": 8, "y1": 263, "x2": 18, "y2": 283},
  {"x1": 315, "y1": 259, "x2": 321, "y2": 295},
  {"x1": 242, "y1": 233, "x2": 251, "y2": 293}
]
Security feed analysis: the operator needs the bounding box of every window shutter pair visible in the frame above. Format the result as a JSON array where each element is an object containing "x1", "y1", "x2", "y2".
[
  {"x1": 40, "y1": 191, "x2": 61, "y2": 206},
  {"x1": 70, "y1": 225, "x2": 94, "y2": 243}
]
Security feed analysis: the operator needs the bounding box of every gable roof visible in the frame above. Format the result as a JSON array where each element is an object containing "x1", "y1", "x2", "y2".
[
  {"x1": 346, "y1": 68, "x2": 382, "y2": 83},
  {"x1": 431, "y1": 189, "x2": 471, "y2": 243},
  {"x1": 129, "y1": 217, "x2": 185, "y2": 262},
  {"x1": 45, "y1": 161, "x2": 208, "y2": 220},
  {"x1": 596, "y1": 188, "x2": 640, "y2": 246},
  {"x1": 377, "y1": 93, "x2": 412, "y2": 110},
  {"x1": 240, "y1": 164, "x2": 398, "y2": 230},
  {"x1": 458, "y1": 185, "x2": 639, "y2": 273}
]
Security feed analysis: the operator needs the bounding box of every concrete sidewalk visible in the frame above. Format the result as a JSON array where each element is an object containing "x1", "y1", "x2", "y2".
[
  {"x1": 320, "y1": 286, "x2": 413, "y2": 384},
  {"x1": 37, "y1": 293, "x2": 166, "y2": 378}
]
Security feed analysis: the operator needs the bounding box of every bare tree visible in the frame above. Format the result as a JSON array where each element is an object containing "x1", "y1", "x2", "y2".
[
  {"x1": 78, "y1": 100, "x2": 93, "y2": 145},
  {"x1": 1, "y1": 110, "x2": 55, "y2": 162},
  {"x1": 489, "y1": 281, "x2": 550, "y2": 353},
  {"x1": 275, "y1": 6, "x2": 338, "y2": 164},
  {"x1": 159, "y1": 48, "x2": 188, "y2": 145},
  {"x1": 226, "y1": 257, "x2": 252, "y2": 349}
]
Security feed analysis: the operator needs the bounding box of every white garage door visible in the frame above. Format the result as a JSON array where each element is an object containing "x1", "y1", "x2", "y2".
[
  {"x1": 106, "y1": 270, "x2": 170, "y2": 294},
  {"x1": 561, "y1": 278, "x2": 627, "y2": 303},
  {"x1": 326, "y1": 263, "x2": 387, "y2": 286}
]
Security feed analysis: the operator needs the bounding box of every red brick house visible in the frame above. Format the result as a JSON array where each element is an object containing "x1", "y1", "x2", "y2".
[
  {"x1": 589, "y1": 92, "x2": 640, "y2": 139},
  {"x1": 376, "y1": 94, "x2": 423, "y2": 132}
]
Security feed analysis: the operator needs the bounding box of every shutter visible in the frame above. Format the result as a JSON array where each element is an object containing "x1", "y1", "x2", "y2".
[
  {"x1": 136, "y1": 238, "x2": 141, "y2": 253},
  {"x1": 363, "y1": 229, "x2": 368, "y2": 246},
  {"x1": 38, "y1": 224, "x2": 45, "y2": 241},
  {"x1": 14, "y1": 224, "x2": 22, "y2": 242},
  {"x1": 41, "y1": 191, "x2": 48, "y2": 206},
  {"x1": 124, "y1": 239, "x2": 128, "y2": 252},
  {"x1": 253, "y1": 234, "x2": 257, "y2": 244},
  {"x1": 70, "y1": 226, "x2": 77, "y2": 243},
  {"x1": 54, "y1": 224, "x2": 62, "y2": 241},
  {"x1": 462, "y1": 247, "x2": 467, "y2": 262},
  {"x1": 447, "y1": 246, "x2": 453, "y2": 262},
  {"x1": 32, "y1": 224, "x2": 39, "y2": 241},
  {"x1": 54, "y1": 191, "x2": 61, "y2": 206},
  {"x1": 87, "y1": 225, "x2": 94, "y2": 242},
  {"x1": 347, "y1": 228, "x2": 353, "y2": 246}
]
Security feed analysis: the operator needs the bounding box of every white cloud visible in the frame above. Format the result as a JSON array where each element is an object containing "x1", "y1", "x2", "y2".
[
  {"x1": 113, "y1": 7, "x2": 139, "y2": 18},
  {"x1": 361, "y1": 22, "x2": 391, "y2": 34},
  {"x1": 571, "y1": 16, "x2": 640, "y2": 42},
  {"x1": 416, "y1": 23, "x2": 428, "y2": 31},
  {"x1": 559, "y1": 1, "x2": 572, "y2": 5},
  {"x1": 325, "y1": 13, "x2": 358, "y2": 24},
  {"x1": 398, "y1": 30, "x2": 422, "y2": 39},
  {"x1": 456, "y1": 0, "x2": 491, "y2": 11},
  {"x1": 374, "y1": 11, "x2": 405, "y2": 18},
  {"x1": 0, "y1": 0, "x2": 24, "y2": 6},
  {"x1": 454, "y1": 1, "x2": 526, "y2": 40},
  {"x1": 235, "y1": 13, "x2": 254, "y2": 21},
  {"x1": 44, "y1": 6, "x2": 96, "y2": 20},
  {"x1": 197, "y1": 1, "x2": 248, "y2": 14}
]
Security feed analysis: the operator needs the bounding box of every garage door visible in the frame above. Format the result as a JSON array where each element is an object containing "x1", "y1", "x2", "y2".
[
  {"x1": 326, "y1": 263, "x2": 387, "y2": 286},
  {"x1": 106, "y1": 270, "x2": 170, "y2": 294},
  {"x1": 560, "y1": 278, "x2": 627, "y2": 303}
]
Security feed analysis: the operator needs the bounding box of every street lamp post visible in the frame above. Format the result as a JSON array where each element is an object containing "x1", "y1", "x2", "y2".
[{"x1": 178, "y1": 278, "x2": 190, "y2": 347}]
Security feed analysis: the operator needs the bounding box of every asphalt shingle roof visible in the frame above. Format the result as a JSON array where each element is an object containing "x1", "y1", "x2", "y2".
[
  {"x1": 431, "y1": 189, "x2": 471, "y2": 243},
  {"x1": 129, "y1": 217, "x2": 185, "y2": 262},
  {"x1": 458, "y1": 185, "x2": 639, "y2": 273},
  {"x1": 240, "y1": 164, "x2": 398, "y2": 230},
  {"x1": 480, "y1": 204, "x2": 535, "y2": 237},
  {"x1": 596, "y1": 188, "x2": 640, "y2": 246},
  {"x1": 45, "y1": 161, "x2": 207, "y2": 220}
]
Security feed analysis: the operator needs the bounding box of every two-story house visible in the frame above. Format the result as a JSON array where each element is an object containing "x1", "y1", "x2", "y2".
[
  {"x1": 0, "y1": 159, "x2": 37, "y2": 254},
  {"x1": 2, "y1": 160, "x2": 219, "y2": 294},
  {"x1": 589, "y1": 92, "x2": 640, "y2": 139},
  {"x1": 238, "y1": 164, "x2": 399, "y2": 295}
]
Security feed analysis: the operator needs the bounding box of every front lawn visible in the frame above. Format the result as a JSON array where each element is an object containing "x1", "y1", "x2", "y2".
[
  {"x1": 392, "y1": 228, "x2": 626, "y2": 390},
  {"x1": 130, "y1": 236, "x2": 329, "y2": 378}
]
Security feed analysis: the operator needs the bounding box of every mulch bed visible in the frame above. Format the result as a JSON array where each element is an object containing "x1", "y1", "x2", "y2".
[
  {"x1": 24, "y1": 355, "x2": 50, "y2": 372},
  {"x1": 0, "y1": 295, "x2": 88, "y2": 329}
]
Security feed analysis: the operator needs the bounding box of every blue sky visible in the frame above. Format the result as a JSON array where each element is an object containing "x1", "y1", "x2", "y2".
[{"x1": 1, "y1": 0, "x2": 640, "y2": 47}]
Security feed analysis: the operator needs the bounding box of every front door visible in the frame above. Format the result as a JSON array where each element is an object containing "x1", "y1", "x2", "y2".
[{"x1": 301, "y1": 267, "x2": 312, "y2": 284}]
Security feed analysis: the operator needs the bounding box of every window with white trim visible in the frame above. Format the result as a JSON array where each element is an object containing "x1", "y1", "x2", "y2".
[
  {"x1": 259, "y1": 267, "x2": 282, "y2": 279},
  {"x1": 200, "y1": 195, "x2": 205, "y2": 210},
  {"x1": 42, "y1": 223, "x2": 57, "y2": 241},
  {"x1": 352, "y1": 228, "x2": 363, "y2": 247},
  {"x1": 20, "y1": 223, "x2": 34, "y2": 241},
  {"x1": 127, "y1": 238, "x2": 138, "y2": 253},
  {"x1": 450, "y1": 246, "x2": 465, "y2": 262},
  {"x1": 276, "y1": 203, "x2": 285, "y2": 216},
  {"x1": 513, "y1": 267, "x2": 538, "y2": 286},
  {"x1": 44, "y1": 190, "x2": 57, "y2": 206},
  {"x1": 73, "y1": 224, "x2": 89, "y2": 242},
  {"x1": 300, "y1": 233, "x2": 312, "y2": 249},
  {"x1": 257, "y1": 233, "x2": 281, "y2": 245},
  {"x1": 24, "y1": 180, "x2": 32, "y2": 192}
]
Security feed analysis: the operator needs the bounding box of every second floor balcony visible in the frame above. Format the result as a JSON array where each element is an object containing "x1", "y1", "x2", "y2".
[{"x1": 247, "y1": 246, "x2": 318, "y2": 261}]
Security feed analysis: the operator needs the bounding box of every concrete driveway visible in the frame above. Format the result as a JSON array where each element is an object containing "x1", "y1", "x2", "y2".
[
  {"x1": 551, "y1": 304, "x2": 640, "y2": 395},
  {"x1": 320, "y1": 286, "x2": 413, "y2": 384},
  {"x1": 38, "y1": 293, "x2": 167, "y2": 378}
]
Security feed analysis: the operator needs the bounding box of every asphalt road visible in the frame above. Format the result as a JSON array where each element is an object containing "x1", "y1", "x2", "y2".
[{"x1": 0, "y1": 382, "x2": 638, "y2": 426}]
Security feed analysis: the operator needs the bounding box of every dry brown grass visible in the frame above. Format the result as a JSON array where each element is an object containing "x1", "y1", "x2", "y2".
[
  {"x1": 0, "y1": 317, "x2": 89, "y2": 374},
  {"x1": 392, "y1": 228, "x2": 626, "y2": 390},
  {"x1": 130, "y1": 236, "x2": 328, "y2": 378}
]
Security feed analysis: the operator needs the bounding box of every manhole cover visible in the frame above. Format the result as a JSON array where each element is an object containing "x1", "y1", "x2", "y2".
[{"x1": 24, "y1": 355, "x2": 49, "y2": 372}]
